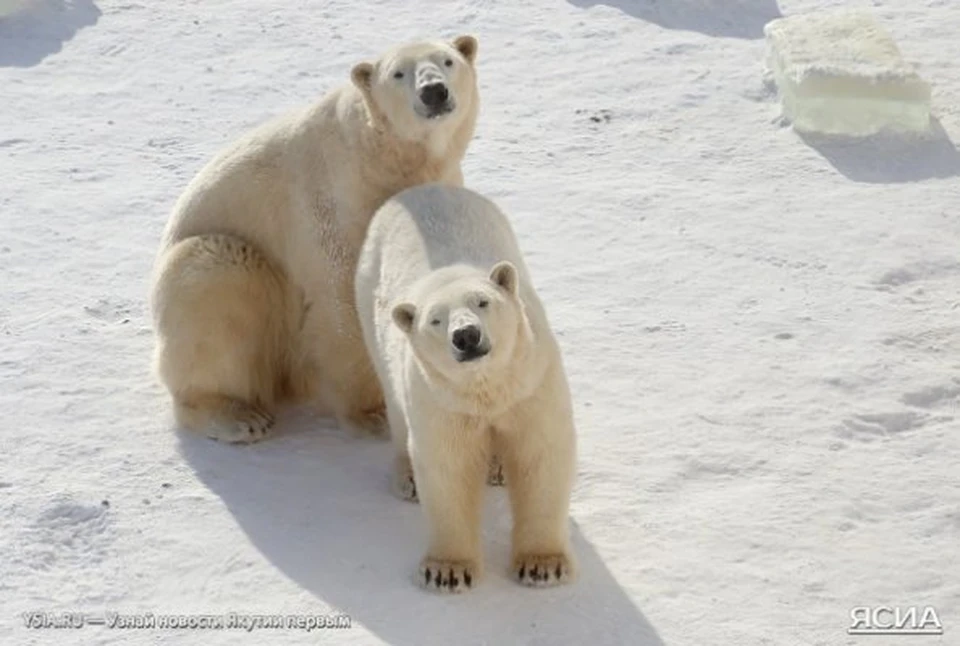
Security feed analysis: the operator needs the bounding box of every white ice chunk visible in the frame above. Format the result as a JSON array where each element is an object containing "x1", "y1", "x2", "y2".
[{"x1": 764, "y1": 10, "x2": 931, "y2": 136}]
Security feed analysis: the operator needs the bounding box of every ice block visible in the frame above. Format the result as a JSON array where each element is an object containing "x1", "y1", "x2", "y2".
[{"x1": 764, "y1": 10, "x2": 931, "y2": 136}]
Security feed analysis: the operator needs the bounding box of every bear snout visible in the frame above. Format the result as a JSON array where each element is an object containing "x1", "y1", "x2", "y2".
[
  {"x1": 451, "y1": 324, "x2": 488, "y2": 362},
  {"x1": 419, "y1": 82, "x2": 450, "y2": 110},
  {"x1": 451, "y1": 324, "x2": 482, "y2": 351}
]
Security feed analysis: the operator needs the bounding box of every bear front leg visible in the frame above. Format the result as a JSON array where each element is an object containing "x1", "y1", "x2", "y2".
[
  {"x1": 497, "y1": 372, "x2": 578, "y2": 588},
  {"x1": 409, "y1": 412, "x2": 489, "y2": 593},
  {"x1": 302, "y1": 300, "x2": 388, "y2": 437},
  {"x1": 326, "y1": 357, "x2": 388, "y2": 438},
  {"x1": 332, "y1": 375, "x2": 387, "y2": 437},
  {"x1": 384, "y1": 397, "x2": 417, "y2": 502}
]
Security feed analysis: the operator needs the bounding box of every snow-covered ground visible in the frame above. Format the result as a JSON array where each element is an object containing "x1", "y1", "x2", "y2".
[{"x1": 2, "y1": 0, "x2": 958, "y2": 644}]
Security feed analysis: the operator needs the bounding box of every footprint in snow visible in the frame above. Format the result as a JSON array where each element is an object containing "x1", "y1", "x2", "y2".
[
  {"x1": 83, "y1": 297, "x2": 137, "y2": 324},
  {"x1": 900, "y1": 384, "x2": 960, "y2": 409},
  {"x1": 872, "y1": 260, "x2": 960, "y2": 291},
  {"x1": 836, "y1": 412, "x2": 927, "y2": 441},
  {"x1": 17, "y1": 500, "x2": 112, "y2": 570}
]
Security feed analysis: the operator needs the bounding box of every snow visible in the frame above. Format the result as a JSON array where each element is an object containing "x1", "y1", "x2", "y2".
[
  {"x1": 765, "y1": 10, "x2": 931, "y2": 135},
  {"x1": 1, "y1": 0, "x2": 958, "y2": 645}
]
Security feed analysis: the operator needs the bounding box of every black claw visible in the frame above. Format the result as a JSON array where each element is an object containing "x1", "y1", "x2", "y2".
[
  {"x1": 518, "y1": 564, "x2": 526, "y2": 580},
  {"x1": 424, "y1": 568, "x2": 432, "y2": 585},
  {"x1": 464, "y1": 570, "x2": 472, "y2": 587},
  {"x1": 555, "y1": 563, "x2": 563, "y2": 579},
  {"x1": 531, "y1": 565, "x2": 540, "y2": 581},
  {"x1": 449, "y1": 571, "x2": 458, "y2": 590},
  {"x1": 435, "y1": 571, "x2": 443, "y2": 588}
]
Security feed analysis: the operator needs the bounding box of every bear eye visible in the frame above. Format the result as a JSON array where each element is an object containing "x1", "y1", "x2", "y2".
[
  {"x1": 444, "y1": 58, "x2": 454, "y2": 67},
  {"x1": 393, "y1": 70, "x2": 404, "y2": 79},
  {"x1": 430, "y1": 318, "x2": 441, "y2": 326},
  {"x1": 477, "y1": 299, "x2": 489, "y2": 309}
]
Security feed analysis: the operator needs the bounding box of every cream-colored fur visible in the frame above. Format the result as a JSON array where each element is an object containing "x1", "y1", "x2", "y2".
[
  {"x1": 355, "y1": 184, "x2": 578, "y2": 593},
  {"x1": 150, "y1": 36, "x2": 480, "y2": 442}
]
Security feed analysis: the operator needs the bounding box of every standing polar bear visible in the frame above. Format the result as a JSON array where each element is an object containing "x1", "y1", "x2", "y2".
[
  {"x1": 150, "y1": 36, "x2": 480, "y2": 442},
  {"x1": 355, "y1": 184, "x2": 578, "y2": 592}
]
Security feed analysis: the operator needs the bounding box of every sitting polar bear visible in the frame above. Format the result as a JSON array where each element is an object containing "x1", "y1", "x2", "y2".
[
  {"x1": 355, "y1": 183, "x2": 578, "y2": 593},
  {"x1": 150, "y1": 36, "x2": 479, "y2": 442}
]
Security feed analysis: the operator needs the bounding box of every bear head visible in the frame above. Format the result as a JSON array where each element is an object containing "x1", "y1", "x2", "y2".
[
  {"x1": 350, "y1": 35, "x2": 479, "y2": 143},
  {"x1": 392, "y1": 261, "x2": 528, "y2": 383}
]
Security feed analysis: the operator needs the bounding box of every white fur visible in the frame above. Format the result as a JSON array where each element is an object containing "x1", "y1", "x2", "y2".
[
  {"x1": 355, "y1": 184, "x2": 578, "y2": 593},
  {"x1": 149, "y1": 36, "x2": 479, "y2": 442}
]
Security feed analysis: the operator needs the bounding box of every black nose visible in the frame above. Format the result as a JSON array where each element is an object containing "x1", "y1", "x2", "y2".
[
  {"x1": 452, "y1": 324, "x2": 481, "y2": 352},
  {"x1": 419, "y1": 82, "x2": 449, "y2": 108}
]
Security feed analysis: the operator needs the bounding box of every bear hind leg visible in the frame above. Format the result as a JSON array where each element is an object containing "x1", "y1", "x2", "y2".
[{"x1": 152, "y1": 234, "x2": 298, "y2": 444}]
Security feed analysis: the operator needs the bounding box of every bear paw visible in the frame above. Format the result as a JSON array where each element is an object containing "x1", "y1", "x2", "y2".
[
  {"x1": 418, "y1": 558, "x2": 478, "y2": 594},
  {"x1": 205, "y1": 405, "x2": 275, "y2": 444},
  {"x1": 486, "y1": 455, "x2": 506, "y2": 487},
  {"x1": 513, "y1": 553, "x2": 574, "y2": 588}
]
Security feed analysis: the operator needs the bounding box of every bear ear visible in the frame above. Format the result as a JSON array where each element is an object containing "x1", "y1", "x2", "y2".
[
  {"x1": 489, "y1": 261, "x2": 518, "y2": 296},
  {"x1": 351, "y1": 62, "x2": 374, "y2": 90},
  {"x1": 392, "y1": 302, "x2": 417, "y2": 333},
  {"x1": 453, "y1": 35, "x2": 478, "y2": 64}
]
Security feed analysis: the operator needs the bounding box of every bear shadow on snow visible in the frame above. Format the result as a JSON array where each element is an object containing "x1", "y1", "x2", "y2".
[
  {"x1": 567, "y1": 0, "x2": 781, "y2": 40},
  {"x1": 797, "y1": 118, "x2": 960, "y2": 184},
  {"x1": 179, "y1": 412, "x2": 664, "y2": 646},
  {"x1": 0, "y1": 0, "x2": 101, "y2": 68}
]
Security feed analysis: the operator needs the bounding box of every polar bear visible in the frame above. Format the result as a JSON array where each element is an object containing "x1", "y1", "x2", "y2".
[
  {"x1": 150, "y1": 36, "x2": 480, "y2": 443},
  {"x1": 355, "y1": 183, "x2": 578, "y2": 592}
]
